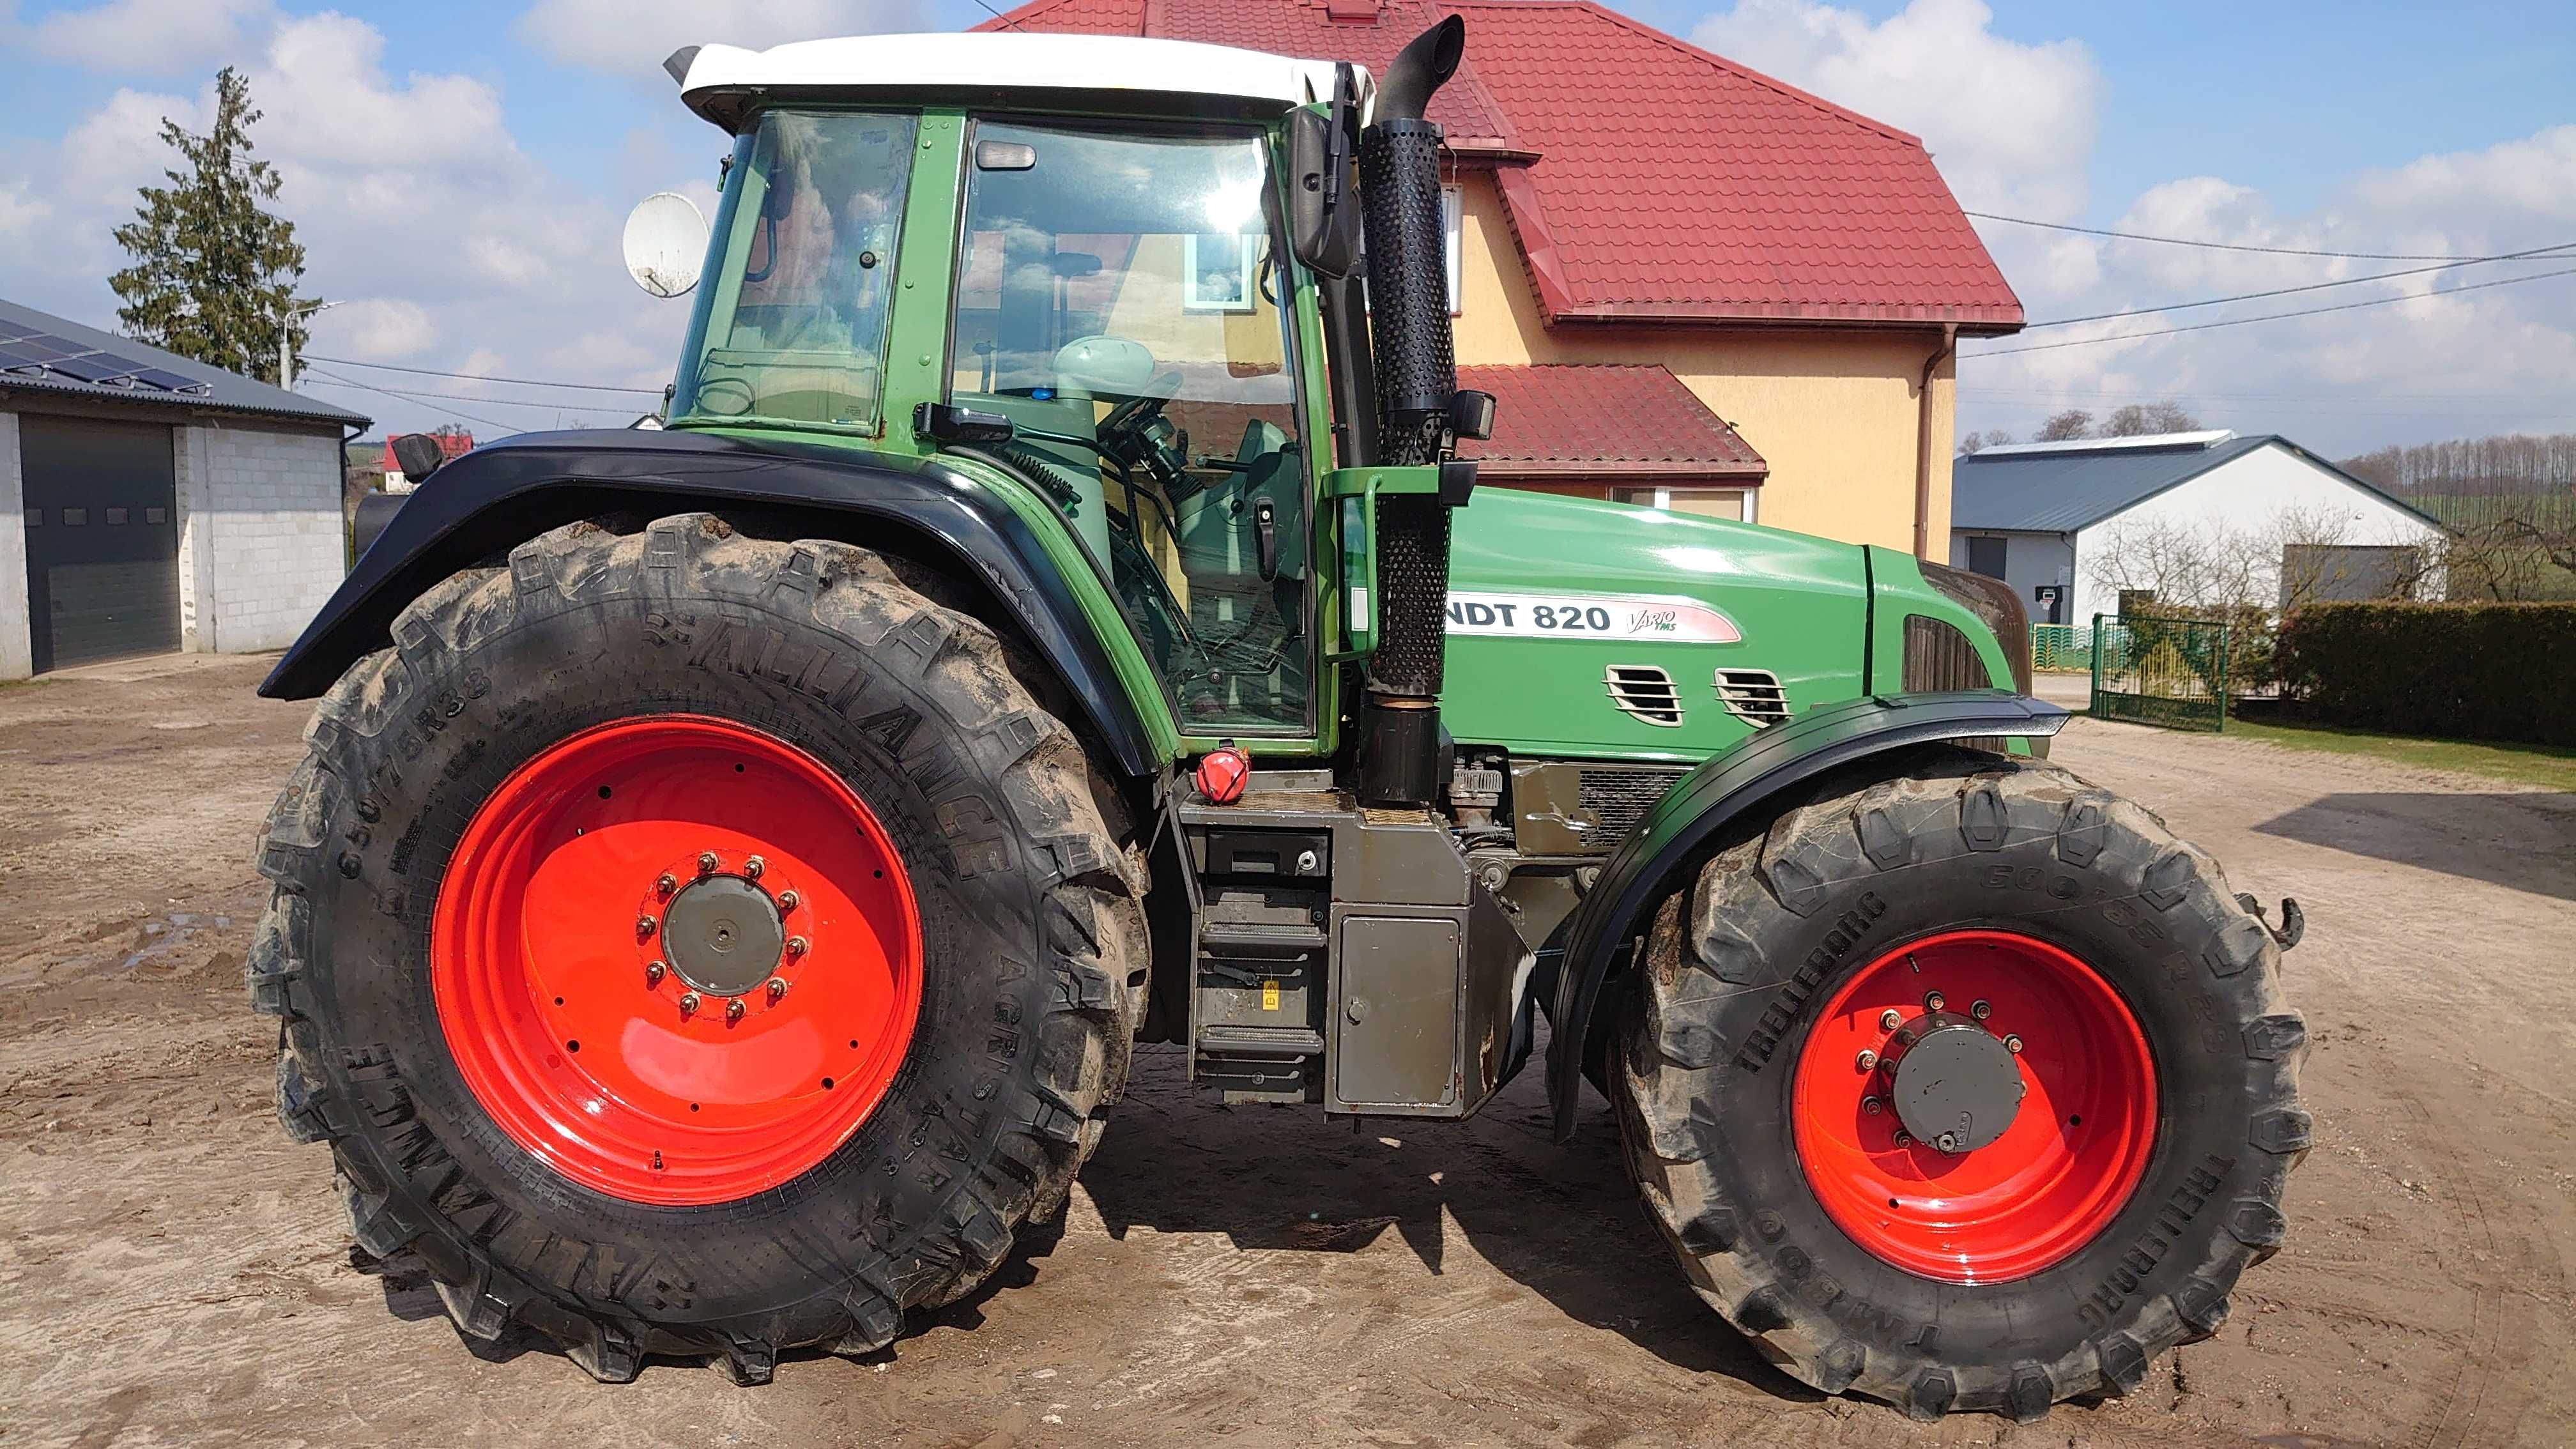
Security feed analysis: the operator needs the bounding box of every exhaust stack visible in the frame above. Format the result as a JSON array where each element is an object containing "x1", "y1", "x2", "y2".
[{"x1": 1355, "y1": 16, "x2": 1468, "y2": 808}]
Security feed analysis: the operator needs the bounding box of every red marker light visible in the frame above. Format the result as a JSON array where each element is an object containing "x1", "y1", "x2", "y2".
[{"x1": 1194, "y1": 746, "x2": 1250, "y2": 805}]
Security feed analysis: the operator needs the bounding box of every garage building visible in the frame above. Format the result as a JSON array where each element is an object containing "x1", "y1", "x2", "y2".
[{"x1": 0, "y1": 298, "x2": 367, "y2": 679}]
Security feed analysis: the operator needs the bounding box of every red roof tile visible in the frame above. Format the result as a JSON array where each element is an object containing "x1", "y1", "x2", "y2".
[
  {"x1": 979, "y1": 0, "x2": 2021, "y2": 332},
  {"x1": 1455, "y1": 364, "x2": 1765, "y2": 479}
]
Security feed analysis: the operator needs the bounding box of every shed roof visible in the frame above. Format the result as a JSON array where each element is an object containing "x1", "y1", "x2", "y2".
[
  {"x1": 979, "y1": 0, "x2": 2023, "y2": 332},
  {"x1": 0, "y1": 297, "x2": 369, "y2": 429},
  {"x1": 1952, "y1": 431, "x2": 2445, "y2": 535},
  {"x1": 1455, "y1": 364, "x2": 1765, "y2": 480}
]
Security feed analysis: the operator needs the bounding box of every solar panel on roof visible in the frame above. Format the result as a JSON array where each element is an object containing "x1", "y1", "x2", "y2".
[
  {"x1": 129, "y1": 368, "x2": 211, "y2": 394},
  {"x1": 6, "y1": 335, "x2": 80, "y2": 362},
  {"x1": 0, "y1": 342, "x2": 47, "y2": 368},
  {"x1": 42, "y1": 356, "x2": 137, "y2": 383}
]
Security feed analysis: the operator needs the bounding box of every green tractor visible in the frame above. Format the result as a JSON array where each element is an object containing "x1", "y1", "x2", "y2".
[{"x1": 253, "y1": 20, "x2": 2307, "y2": 1419}]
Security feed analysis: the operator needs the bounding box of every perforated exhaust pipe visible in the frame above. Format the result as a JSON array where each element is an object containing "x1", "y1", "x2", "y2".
[{"x1": 1356, "y1": 16, "x2": 1467, "y2": 808}]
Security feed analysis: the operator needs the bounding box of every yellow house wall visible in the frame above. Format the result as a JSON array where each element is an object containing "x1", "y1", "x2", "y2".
[{"x1": 1449, "y1": 174, "x2": 1954, "y2": 553}]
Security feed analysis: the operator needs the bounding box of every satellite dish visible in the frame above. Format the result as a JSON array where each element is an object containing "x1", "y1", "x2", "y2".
[{"x1": 623, "y1": 192, "x2": 708, "y2": 299}]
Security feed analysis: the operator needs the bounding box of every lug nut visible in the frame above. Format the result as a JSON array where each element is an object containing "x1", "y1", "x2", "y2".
[
  {"x1": 1878, "y1": 1008, "x2": 1903, "y2": 1032},
  {"x1": 1855, "y1": 1048, "x2": 1879, "y2": 1071},
  {"x1": 679, "y1": 991, "x2": 701, "y2": 1015},
  {"x1": 1935, "y1": 1131, "x2": 1959, "y2": 1154},
  {"x1": 785, "y1": 935, "x2": 809, "y2": 958},
  {"x1": 1894, "y1": 1131, "x2": 1913, "y2": 1147},
  {"x1": 766, "y1": 977, "x2": 788, "y2": 1002},
  {"x1": 636, "y1": 914, "x2": 658, "y2": 940},
  {"x1": 776, "y1": 890, "x2": 799, "y2": 914},
  {"x1": 725, "y1": 998, "x2": 745, "y2": 1024},
  {"x1": 697, "y1": 851, "x2": 719, "y2": 876},
  {"x1": 1924, "y1": 990, "x2": 1945, "y2": 1012},
  {"x1": 1972, "y1": 999, "x2": 1991, "y2": 1020},
  {"x1": 656, "y1": 873, "x2": 678, "y2": 897},
  {"x1": 645, "y1": 961, "x2": 666, "y2": 985},
  {"x1": 744, "y1": 855, "x2": 765, "y2": 879},
  {"x1": 1862, "y1": 1096, "x2": 1883, "y2": 1116},
  {"x1": 2004, "y1": 1034, "x2": 2024, "y2": 1054}
]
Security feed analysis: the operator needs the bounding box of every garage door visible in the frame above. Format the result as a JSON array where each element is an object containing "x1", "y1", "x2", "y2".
[{"x1": 20, "y1": 415, "x2": 181, "y2": 672}]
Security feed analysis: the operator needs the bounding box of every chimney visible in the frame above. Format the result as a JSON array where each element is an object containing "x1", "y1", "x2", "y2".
[{"x1": 1324, "y1": 0, "x2": 1381, "y2": 23}]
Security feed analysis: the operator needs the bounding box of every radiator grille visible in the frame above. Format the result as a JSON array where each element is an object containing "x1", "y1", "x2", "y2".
[
  {"x1": 1604, "y1": 664, "x2": 1683, "y2": 726},
  {"x1": 1715, "y1": 668, "x2": 1790, "y2": 727},
  {"x1": 1575, "y1": 766, "x2": 1690, "y2": 843}
]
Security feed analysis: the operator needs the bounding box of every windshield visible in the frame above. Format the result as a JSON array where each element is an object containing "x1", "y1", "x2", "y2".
[
  {"x1": 673, "y1": 111, "x2": 916, "y2": 429},
  {"x1": 951, "y1": 119, "x2": 1311, "y2": 733}
]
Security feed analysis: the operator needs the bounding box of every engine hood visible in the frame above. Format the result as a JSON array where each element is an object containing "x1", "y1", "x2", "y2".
[{"x1": 1438, "y1": 488, "x2": 1871, "y2": 763}]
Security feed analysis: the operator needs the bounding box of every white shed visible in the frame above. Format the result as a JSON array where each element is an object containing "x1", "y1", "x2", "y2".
[
  {"x1": 0, "y1": 298, "x2": 368, "y2": 679},
  {"x1": 1948, "y1": 430, "x2": 2446, "y2": 627}
]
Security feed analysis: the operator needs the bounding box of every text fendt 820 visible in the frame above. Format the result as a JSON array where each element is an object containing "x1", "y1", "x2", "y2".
[{"x1": 252, "y1": 20, "x2": 2309, "y2": 1419}]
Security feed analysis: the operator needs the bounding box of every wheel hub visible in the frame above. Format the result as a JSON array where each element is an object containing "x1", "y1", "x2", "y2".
[
  {"x1": 661, "y1": 874, "x2": 785, "y2": 997},
  {"x1": 1885, "y1": 1011, "x2": 2023, "y2": 1152}
]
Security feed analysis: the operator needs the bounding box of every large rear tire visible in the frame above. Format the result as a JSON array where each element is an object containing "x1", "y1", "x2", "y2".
[
  {"x1": 1614, "y1": 748, "x2": 2308, "y2": 1420},
  {"x1": 250, "y1": 514, "x2": 1147, "y2": 1381}
]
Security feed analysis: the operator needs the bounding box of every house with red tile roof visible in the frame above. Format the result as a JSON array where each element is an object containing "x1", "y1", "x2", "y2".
[{"x1": 978, "y1": 0, "x2": 2021, "y2": 553}]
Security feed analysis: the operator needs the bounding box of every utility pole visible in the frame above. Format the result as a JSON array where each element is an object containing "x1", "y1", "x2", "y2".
[{"x1": 280, "y1": 298, "x2": 339, "y2": 390}]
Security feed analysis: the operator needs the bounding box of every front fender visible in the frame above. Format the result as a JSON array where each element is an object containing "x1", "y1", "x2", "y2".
[
  {"x1": 263, "y1": 427, "x2": 1164, "y2": 777},
  {"x1": 1544, "y1": 691, "x2": 2069, "y2": 1140}
]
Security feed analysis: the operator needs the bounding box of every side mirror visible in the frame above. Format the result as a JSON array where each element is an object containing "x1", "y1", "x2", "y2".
[
  {"x1": 1287, "y1": 98, "x2": 1361, "y2": 279},
  {"x1": 622, "y1": 191, "x2": 709, "y2": 299},
  {"x1": 390, "y1": 433, "x2": 450, "y2": 483}
]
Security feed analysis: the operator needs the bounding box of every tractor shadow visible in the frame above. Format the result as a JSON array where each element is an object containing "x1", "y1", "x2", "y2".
[
  {"x1": 2253, "y1": 791, "x2": 2576, "y2": 901},
  {"x1": 1077, "y1": 1040, "x2": 1821, "y2": 1406}
]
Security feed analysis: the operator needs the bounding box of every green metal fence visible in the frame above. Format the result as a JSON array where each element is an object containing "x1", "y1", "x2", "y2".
[
  {"x1": 2031, "y1": 624, "x2": 2092, "y2": 672},
  {"x1": 2090, "y1": 613, "x2": 2230, "y2": 732}
]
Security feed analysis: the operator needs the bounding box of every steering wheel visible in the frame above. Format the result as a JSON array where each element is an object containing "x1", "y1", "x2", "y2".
[{"x1": 1098, "y1": 372, "x2": 1190, "y2": 493}]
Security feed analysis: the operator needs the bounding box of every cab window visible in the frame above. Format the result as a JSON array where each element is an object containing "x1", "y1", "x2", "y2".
[
  {"x1": 951, "y1": 119, "x2": 1311, "y2": 734},
  {"x1": 674, "y1": 111, "x2": 916, "y2": 429}
]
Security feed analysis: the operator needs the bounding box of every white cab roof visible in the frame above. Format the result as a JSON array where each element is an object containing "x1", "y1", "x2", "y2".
[{"x1": 676, "y1": 33, "x2": 1370, "y2": 130}]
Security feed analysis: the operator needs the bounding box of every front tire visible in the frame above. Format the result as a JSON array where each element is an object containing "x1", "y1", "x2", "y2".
[
  {"x1": 250, "y1": 514, "x2": 1147, "y2": 1381},
  {"x1": 1614, "y1": 749, "x2": 2308, "y2": 1420}
]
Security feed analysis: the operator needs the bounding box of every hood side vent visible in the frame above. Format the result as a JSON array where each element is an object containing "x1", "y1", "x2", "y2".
[
  {"x1": 1604, "y1": 664, "x2": 1684, "y2": 727},
  {"x1": 1715, "y1": 668, "x2": 1790, "y2": 728}
]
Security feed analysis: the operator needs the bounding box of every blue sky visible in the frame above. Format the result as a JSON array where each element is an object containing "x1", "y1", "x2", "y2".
[{"x1": 2, "y1": 0, "x2": 2570, "y2": 450}]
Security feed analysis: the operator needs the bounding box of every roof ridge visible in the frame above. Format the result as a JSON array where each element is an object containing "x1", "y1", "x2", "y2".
[{"x1": 1448, "y1": 0, "x2": 1922, "y2": 146}]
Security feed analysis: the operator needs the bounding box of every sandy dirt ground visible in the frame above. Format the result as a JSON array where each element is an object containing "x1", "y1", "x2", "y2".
[{"x1": 1, "y1": 656, "x2": 2571, "y2": 1448}]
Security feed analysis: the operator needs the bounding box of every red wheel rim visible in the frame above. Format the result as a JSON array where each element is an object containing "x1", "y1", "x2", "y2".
[
  {"x1": 1790, "y1": 930, "x2": 2157, "y2": 1284},
  {"x1": 432, "y1": 716, "x2": 921, "y2": 1206}
]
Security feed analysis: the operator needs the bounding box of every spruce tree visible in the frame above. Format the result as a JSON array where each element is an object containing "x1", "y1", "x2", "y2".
[{"x1": 110, "y1": 67, "x2": 315, "y2": 385}]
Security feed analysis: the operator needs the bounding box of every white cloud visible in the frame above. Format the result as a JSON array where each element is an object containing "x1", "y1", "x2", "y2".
[
  {"x1": 332, "y1": 298, "x2": 436, "y2": 360},
  {"x1": 29, "y1": 0, "x2": 276, "y2": 75},
  {"x1": 0, "y1": 179, "x2": 56, "y2": 247},
  {"x1": 1692, "y1": 0, "x2": 2099, "y2": 220},
  {"x1": 516, "y1": 0, "x2": 926, "y2": 78}
]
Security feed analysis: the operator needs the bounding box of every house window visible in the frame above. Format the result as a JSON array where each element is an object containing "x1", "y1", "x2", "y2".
[
  {"x1": 1443, "y1": 186, "x2": 1462, "y2": 316},
  {"x1": 1966, "y1": 535, "x2": 2007, "y2": 580},
  {"x1": 1609, "y1": 487, "x2": 1753, "y2": 522}
]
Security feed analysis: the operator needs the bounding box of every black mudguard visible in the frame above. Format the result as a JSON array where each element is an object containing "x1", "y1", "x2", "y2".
[
  {"x1": 1544, "y1": 691, "x2": 2069, "y2": 1140},
  {"x1": 263, "y1": 428, "x2": 1162, "y2": 776}
]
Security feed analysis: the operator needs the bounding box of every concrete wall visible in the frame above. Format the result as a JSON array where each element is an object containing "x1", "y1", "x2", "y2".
[
  {"x1": 176, "y1": 420, "x2": 346, "y2": 654},
  {"x1": 1450, "y1": 173, "x2": 1956, "y2": 553},
  {"x1": 0, "y1": 411, "x2": 26, "y2": 679},
  {"x1": 1949, "y1": 528, "x2": 2077, "y2": 624},
  {"x1": 2069, "y1": 441, "x2": 2446, "y2": 625}
]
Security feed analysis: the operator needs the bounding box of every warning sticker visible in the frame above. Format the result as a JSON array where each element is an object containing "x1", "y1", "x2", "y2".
[
  {"x1": 1261, "y1": 979, "x2": 1281, "y2": 1011},
  {"x1": 1444, "y1": 591, "x2": 1742, "y2": 644}
]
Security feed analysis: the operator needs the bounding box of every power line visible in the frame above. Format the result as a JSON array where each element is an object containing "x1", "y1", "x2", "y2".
[
  {"x1": 1968, "y1": 264, "x2": 2576, "y2": 357},
  {"x1": 2023, "y1": 240, "x2": 2576, "y2": 330},
  {"x1": 1965, "y1": 210, "x2": 2496, "y2": 262},
  {"x1": 302, "y1": 368, "x2": 525, "y2": 436},
  {"x1": 309, "y1": 372, "x2": 631, "y2": 413},
  {"x1": 302, "y1": 354, "x2": 665, "y2": 395},
  {"x1": 968, "y1": 0, "x2": 1027, "y2": 31}
]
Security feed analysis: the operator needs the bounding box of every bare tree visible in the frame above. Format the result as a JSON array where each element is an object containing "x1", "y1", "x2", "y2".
[
  {"x1": 2034, "y1": 409, "x2": 2092, "y2": 442},
  {"x1": 1957, "y1": 429, "x2": 2014, "y2": 455},
  {"x1": 2099, "y1": 401, "x2": 2202, "y2": 437}
]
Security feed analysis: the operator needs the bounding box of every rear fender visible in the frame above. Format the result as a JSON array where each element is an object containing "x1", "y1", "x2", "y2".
[
  {"x1": 263, "y1": 428, "x2": 1163, "y2": 777},
  {"x1": 1543, "y1": 691, "x2": 2069, "y2": 1140}
]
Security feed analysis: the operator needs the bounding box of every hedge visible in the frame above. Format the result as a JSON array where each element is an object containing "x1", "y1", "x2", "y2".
[{"x1": 2273, "y1": 602, "x2": 2576, "y2": 746}]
